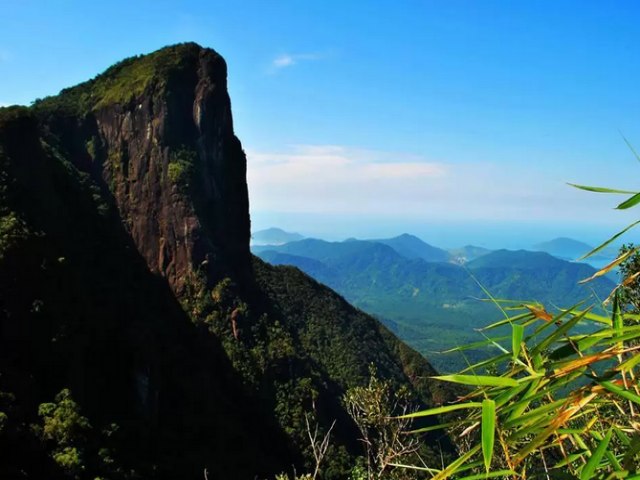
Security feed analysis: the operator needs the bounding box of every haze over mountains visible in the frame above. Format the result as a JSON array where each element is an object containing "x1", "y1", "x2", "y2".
[{"x1": 254, "y1": 229, "x2": 617, "y2": 371}]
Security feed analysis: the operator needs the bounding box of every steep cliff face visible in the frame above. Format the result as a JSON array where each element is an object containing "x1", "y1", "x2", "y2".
[
  {"x1": 36, "y1": 43, "x2": 250, "y2": 292},
  {"x1": 0, "y1": 43, "x2": 453, "y2": 479},
  {"x1": 0, "y1": 104, "x2": 291, "y2": 479}
]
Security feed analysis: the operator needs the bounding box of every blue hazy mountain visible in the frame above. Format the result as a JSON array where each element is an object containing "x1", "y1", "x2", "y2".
[
  {"x1": 368, "y1": 233, "x2": 450, "y2": 262},
  {"x1": 250, "y1": 227, "x2": 304, "y2": 246},
  {"x1": 532, "y1": 237, "x2": 595, "y2": 260}
]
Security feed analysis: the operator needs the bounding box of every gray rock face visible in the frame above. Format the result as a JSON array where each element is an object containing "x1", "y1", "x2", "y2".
[{"x1": 48, "y1": 44, "x2": 251, "y2": 292}]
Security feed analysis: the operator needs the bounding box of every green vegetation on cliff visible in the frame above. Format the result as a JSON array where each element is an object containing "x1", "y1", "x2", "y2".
[{"x1": 32, "y1": 42, "x2": 207, "y2": 116}]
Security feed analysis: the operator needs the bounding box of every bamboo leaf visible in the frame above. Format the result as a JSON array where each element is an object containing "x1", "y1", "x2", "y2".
[
  {"x1": 408, "y1": 421, "x2": 459, "y2": 434},
  {"x1": 531, "y1": 310, "x2": 588, "y2": 357},
  {"x1": 579, "y1": 248, "x2": 637, "y2": 283},
  {"x1": 459, "y1": 352, "x2": 511, "y2": 374},
  {"x1": 613, "y1": 290, "x2": 623, "y2": 351},
  {"x1": 387, "y1": 463, "x2": 440, "y2": 473},
  {"x1": 598, "y1": 380, "x2": 640, "y2": 406},
  {"x1": 577, "y1": 220, "x2": 640, "y2": 260},
  {"x1": 480, "y1": 311, "x2": 534, "y2": 331},
  {"x1": 567, "y1": 183, "x2": 638, "y2": 194},
  {"x1": 440, "y1": 336, "x2": 510, "y2": 354},
  {"x1": 616, "y1": 351, "x2": 640, "y2": 372},
  {"x1": 481, "y1": 399, "x2": 495, "y2": 472},
  {"x1": 580, "y1": 428, "x2": 612, "y2": 480},
  {"x1": 512, "y1": 323, "x2": 524, "y2": 359},
  {"x1": 432, "y1": 444, "x2": 481, "y2": 480},
  {"x1": 621, "y1": 132, "x2": 640, "y2": 163},
  {"x1": 616, "y1": 192, "x2": 640, "y2": 209},
  {"x1": 503, "y1": 398, "x2": 566, "y2": 429},
  {"x1": 399, "y1": 402, "x2": 483, "y2": 419},
  {"x1": 456, "y1": 471, "x2": 516, "y2": 480},
  {"x1": 431, "y1": 374, "x2": 519, "y2": 387}
]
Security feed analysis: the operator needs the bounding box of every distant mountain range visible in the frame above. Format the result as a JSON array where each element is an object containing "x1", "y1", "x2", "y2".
[
  {"x1": 532, "y1": 236, "x2": 618, "y2": 270},
  {"x1": 251, "y1": 227, "x2": 305, "y2": 246},
  {"x1": 369, "y1": 233, "x2": 450, "y2": 262},
  {"x1": 253, "y1": 230, "x2": 617, "y2": 372},
  {"x1": 532, "y1": 237, "x2": 594, "y2": 260}
]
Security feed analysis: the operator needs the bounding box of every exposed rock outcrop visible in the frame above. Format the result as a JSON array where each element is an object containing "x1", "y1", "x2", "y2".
[{"x1": 38, "y1": 43, "x2": 250, "y2": 292}]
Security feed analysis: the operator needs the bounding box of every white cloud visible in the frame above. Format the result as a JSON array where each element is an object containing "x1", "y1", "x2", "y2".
[
  {"x1": 273, "y1": 54, "x2": 295, "y2": 68},
  {"x1": 247, "y1": 144, "x2": 634, "y2": 224},
  {"x1": 269, "y1": 52, "x2": 322, "y2": 73}
]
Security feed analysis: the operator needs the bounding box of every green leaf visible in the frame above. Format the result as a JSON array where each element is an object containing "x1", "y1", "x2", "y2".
[
  {"x1": 387, "y1": 463, "x2": 440, "y2": 473},
  {"x1": 456, "y1": 471, "x2": 516, "y2": 480},
  {"x1": 440, "y1": 336, "x2": 510, "y2": 354},
  {"x1": 459, "y1": 352, "x2": 511, "y2": 374},
  {"x1": 580, "y1": 428, "x2": 612, "y2": 480},
  {"x1": 598, "y1": 380, "x2": 640, "y2": 406},
  {"x1": 399, "y1": 402, "x2": 482, "y2": 419},
  {"x1": 567, "y1": 183, "x2": 638, "y2": 195},
  {"x1": 481, "y1": 311, "x2": 534, "y2": 331},
  {"x1": 408, "y1": 420, "x2": 459, "y2": 434},
  {"x1": 503, "y1": 398, "x2": 566, "y2": 429},
  {"x1": 613, "y1": 290, "x2": 623, "y2": 350},
  {"x1": 433, "y1": 444, "x2": 481, "y2": 480},
  {"x1": 578, "y1": 220, "x2": 640, "y2": 260},
  {"x1": 512, "y1": 323, "x2": 524, "y2": 360},
  {"x1": 431, "y1": 374, "x2": 519, "y2": 387},
  {"x1": 530, "y1": 310, "x2": 589, "y2": 357},
  {"x1": 481, "y1": 399, "x2": 496, "y2": 472},
  {"x1": 617, "y1": 192, "x2": 640, "y2": 209},
  {"x1": 621, "y1": 132, "x2": 640, "y2": 163}
]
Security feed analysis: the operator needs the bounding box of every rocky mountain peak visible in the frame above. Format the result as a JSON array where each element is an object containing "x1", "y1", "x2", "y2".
[{"x1": 32, "y1": 43, "x2": 251, "y2": 292}]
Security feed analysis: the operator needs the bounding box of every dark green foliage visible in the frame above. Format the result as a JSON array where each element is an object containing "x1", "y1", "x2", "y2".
[
  {"x1": 32, "y1": 43, "x2": 206, "y2": 117},
  {"x1": 36, "y1": 389, "x2": 91, "y2": 477},
  {"x1": 167, "y1": 147, "x2": 197, "y2": 190},
  {"x1": 617, "y1": 243, "x2": 640, "y2": 312}
]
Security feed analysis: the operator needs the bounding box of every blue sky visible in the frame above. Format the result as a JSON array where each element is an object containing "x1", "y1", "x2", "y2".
[{"x1": 3, "y1": 0, "x2": 640, "y2": 247}]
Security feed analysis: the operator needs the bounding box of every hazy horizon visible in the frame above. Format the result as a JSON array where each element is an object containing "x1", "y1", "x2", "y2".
[{"x1": 250, "y1": 215, "x2": 640, "y2": 251}]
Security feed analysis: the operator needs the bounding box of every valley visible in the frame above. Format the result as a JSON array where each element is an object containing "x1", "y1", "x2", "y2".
[{"x1": 254, "y1": 230, "x2": 617, "y2": 372}]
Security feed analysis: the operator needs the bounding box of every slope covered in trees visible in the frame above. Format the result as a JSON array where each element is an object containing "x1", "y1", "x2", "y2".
[{"x1": 257, "y1": 241, "x2": 615, "y2": 371}]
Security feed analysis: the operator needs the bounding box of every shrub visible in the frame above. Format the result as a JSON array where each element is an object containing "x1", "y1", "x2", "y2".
[{"x1": 167, "y1": 147, "x2": 197, "y2": 190}]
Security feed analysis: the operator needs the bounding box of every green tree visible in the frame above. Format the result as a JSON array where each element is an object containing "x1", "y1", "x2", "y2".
[{"x1": 36, "y1": 389, "x2": 91, "y2": 477}]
